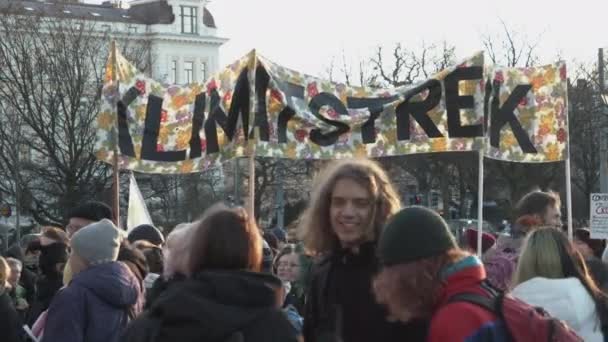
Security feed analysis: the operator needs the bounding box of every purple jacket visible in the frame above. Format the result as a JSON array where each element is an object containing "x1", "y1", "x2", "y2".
[{"x1": 42, "y1": 262, "x2": 140, "y2": 342}]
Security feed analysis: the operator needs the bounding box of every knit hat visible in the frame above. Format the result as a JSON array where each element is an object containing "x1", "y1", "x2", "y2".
[
  {"x1": 128, "y1": 224, "x2": 165, "y2": 246},
  {"x1": 465, "y1": 228, "x2": 496, "y2": 254},
  {"x1": 68, "y1": 201, "x2": 113, "y2": 222},
  {"x1": 71, "y1": 219, "x2": 122, "y2": 265},
  {"x1": 378, "y1": 206, "x2": 457, "y2": 266}
]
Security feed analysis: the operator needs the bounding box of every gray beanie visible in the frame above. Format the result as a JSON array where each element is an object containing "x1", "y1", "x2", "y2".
[{"x1": 71, "y1": 219, "x2": 122, "y2": 265}]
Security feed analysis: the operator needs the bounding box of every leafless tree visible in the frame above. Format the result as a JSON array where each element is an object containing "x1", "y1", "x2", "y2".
[
  {"x1": 0, "y1": 8, "x2": 151, "y2": 225},
  {"x1": 482, "y1": 19, "x2": 541, "y2": 68},
  {"x1": 566, "y1": 65, "x2": 608, "y2": 216}
]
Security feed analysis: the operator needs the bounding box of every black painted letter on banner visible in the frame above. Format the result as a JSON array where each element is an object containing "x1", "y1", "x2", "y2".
[
  {"x1": 204, "y1": 68, "x2": 250, "y2": 154},
  {"x1": 445, "y1": 67, "x2": 483, "y2": 138},
  {"x1": 347, "y1": 96, "x2": 398, "y2": 144},
  {"x1": 116, "y1": 87, "x2": 139, "y2": 157},
  {"x1": 141, "y1": 95, "x2": 187, "y2": 162},
  {"x1": 189, "y1": 93, "x2": 206, "y2": 159},
  {"x1": 251, "y1": 66, "x2": 270, "y2": 141},
  {"x1": 483, "y1": 78, "x2": 492, "y2": 131},
  {"x1": 490, "y1": 83, "x2": 537, "y2": 153},
  {"x1": 395, "y1": 80, "x2": 443, "y2": 141},
  {"x1": 276, "y1": 82, "x2": 304, "y2": 143},
  {"x1": 308, "y1": 93, "x2": 350, "y2": 146}
]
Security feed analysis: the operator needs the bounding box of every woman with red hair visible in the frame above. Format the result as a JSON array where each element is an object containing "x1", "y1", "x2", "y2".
[{"x1": 373, "y1": 207, "x2": 508, "y2": 341}]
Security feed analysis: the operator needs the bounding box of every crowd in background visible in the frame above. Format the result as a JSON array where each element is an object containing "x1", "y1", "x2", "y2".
[{"x1": 1, "y1": 157, "x2": 608, "y2": 341}]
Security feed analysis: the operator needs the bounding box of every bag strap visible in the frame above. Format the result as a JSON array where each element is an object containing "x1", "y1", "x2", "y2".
[
  {"x1": 448, "y1": 292, "x2": 499, "y2": 314},
  {"x1": 448, "y1": 287, "x2": 516, "y2": 342}
]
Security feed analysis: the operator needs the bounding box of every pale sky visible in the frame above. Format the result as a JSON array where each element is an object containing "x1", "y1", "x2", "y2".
[{"x1": 206, "y1": 0, "x2": 607, "y2": 78}]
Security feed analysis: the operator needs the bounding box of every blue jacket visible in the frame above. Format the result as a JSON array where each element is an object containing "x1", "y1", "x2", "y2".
[{"x1": 42, "y1": 262, "x2": 140, "y2": 342}]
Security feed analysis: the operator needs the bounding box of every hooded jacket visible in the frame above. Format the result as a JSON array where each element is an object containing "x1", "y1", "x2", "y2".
[
  {"x1": 122, "y1": 269, "x2": 298, "y2": 342},
  {"x1": 511, "y1": 277, "x2": 604, "y2": 341},
  {"x1": 428, "y1": 256, "x2": 508, "y2": 342},
  {"x1": 41, "y1": 262, "x2": 139, "y2": 342},
  {"x1": 482, "y1": 217, "x2": 535, "y2": 292}
]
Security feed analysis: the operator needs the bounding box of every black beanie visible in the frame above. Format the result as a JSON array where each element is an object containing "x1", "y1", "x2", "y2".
[
  {"x1": 378, "y1": 206, "x2": 457, "y2": 266},
  {"x1": 68, "y1": 201, "x2": 113, "y2": 222},
  {"x1": 128, "y1": 224, "x2": 165, "y2": 246}
]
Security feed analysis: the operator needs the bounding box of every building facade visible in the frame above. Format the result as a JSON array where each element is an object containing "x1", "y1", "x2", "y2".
[
  {"x1": 0, "y1": 0, "x2": 227, "y2": 84},
  {"x1": 0, "y1": 0, "x2": 228, "y2": 237}
]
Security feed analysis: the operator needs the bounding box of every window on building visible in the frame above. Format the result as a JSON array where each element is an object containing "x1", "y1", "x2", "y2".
[
  {"x1": 201, "y1": 62, "x2": 207, "y2": 82},
  {"x1": 431, "y1": 191, "x2": 440, "y2": 208},
  {"x1": 180, "y1": 6, "x2": 197, "y2": 34},
  {"x1": 170, "y1": 60, "x2": 177, "y2": 83},
  {"x1": 128, "y1": 25, "x2": 137, "y2": 34},
  {"x1": 19, "y1": 143, "x2": 31, "y2": 162},
  {"x1": 184, "y1": 61, "x2": 194, "y2": 84},
  {"x1": 101, "y1": 24, "x2": 111, "y2": 33}
]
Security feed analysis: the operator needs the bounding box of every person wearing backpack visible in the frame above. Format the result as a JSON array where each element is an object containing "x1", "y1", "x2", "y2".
[
  {"x1": 122, "y1": 204, "x2": 298, "y2": 342},
  {"x1": 373, "y1": 206, "x2": 511, "y2": 341},
  {"x1": 511, "y1": 227, "x2": 608, "y2": 341}
]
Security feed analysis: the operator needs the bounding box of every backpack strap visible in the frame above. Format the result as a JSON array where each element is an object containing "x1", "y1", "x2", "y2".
[
  {"x1": 448, "y1": 292, "x2": 499, "y2": 314},
  {"x1": 448, "y1": 287, "x2": 516, "y2": 342}
]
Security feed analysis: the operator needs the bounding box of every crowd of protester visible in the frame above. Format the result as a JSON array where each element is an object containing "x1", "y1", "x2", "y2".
[{"x1": 2, "y1": 157, "x2": 607, "y2": 341}]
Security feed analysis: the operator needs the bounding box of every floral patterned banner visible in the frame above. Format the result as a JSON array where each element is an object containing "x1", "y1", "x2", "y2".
[
  {"x1": 94, "y1": 49, "x2": 567, "y2": 174},
  {"x1": 254, "y1": 53, "x2": 486, "y2": 159},
  {"x1": 95, "y1": 50, "x2": 255, "y2": 173},
  {"x1": 484, "y1": 62, "x2": 568, "y2": 162}
]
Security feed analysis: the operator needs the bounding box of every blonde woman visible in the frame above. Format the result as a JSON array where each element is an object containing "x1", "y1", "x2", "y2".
[
  {"x1": 1, "y1": 256, "x2": 22, "y2": 342},
  {"x1": 511, "y1": 227, "x2": 608, "y2": 341}
]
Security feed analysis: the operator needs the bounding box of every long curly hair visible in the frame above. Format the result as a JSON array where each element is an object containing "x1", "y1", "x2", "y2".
[
  {"x1": 373, "y1": 248, "x2": 469, "y2": 322},
  {"x1": 297, "y1": 158, "x2": 401, "y2": 255}
]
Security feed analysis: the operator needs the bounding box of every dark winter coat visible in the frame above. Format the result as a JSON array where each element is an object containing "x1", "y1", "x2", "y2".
[
  {"x1": 122, "y1": 269, "x2": 299, "y2": 342},
  {"x1": 41, "y1": 262, "x2": 140, "y2": 342},
  {"x1": 27, "y1": 242, "x2": 68, "y2": 325},
  {"x1": 303, "y1": 241, "x2": 429, "y2": 342},
  {"x1": 27, "y1": 273, "x2": 63, "y2": 326},
  {"x1": 0, "y1": 289, "x2": 22, "y2": 342}
]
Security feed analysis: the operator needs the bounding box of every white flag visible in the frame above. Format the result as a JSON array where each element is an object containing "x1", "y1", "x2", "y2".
[{"x1": 127, "y1": 173, "x2": 153, "y2": 232}]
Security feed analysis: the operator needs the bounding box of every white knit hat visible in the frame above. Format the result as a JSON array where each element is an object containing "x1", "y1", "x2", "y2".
[{"x1": 70, "y1": 219, "x2": 122, "y2": 265}]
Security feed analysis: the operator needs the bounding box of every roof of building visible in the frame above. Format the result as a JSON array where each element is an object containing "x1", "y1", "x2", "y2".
[{"x1": 0, "y1": 0, "x2": 217, "y2": 27}]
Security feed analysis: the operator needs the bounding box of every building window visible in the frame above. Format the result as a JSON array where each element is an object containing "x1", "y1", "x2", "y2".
[
  {"x1": 19, "y1": 143, "x2": 31, "y2": 162},
  {"x1": 431, "y1": 191, "x2": 440, "y2": 208},
  {"x1": 101, "y1": 24, "x2": 111, "y2": 32},
  {"x1": 170, "y1": 60, "x2": 177, "y2": 83},
  {"x1": 184, "y1": 61, "x2": 194, "y2": 84},
  {"x1": 180, "y1": 6, "x2": 197, "y2": 34},
  {"x1": 201, "y1": 62, "x2": 207, "y2": 81},
  {"x1": 128, "y1": 25, "x2": 137, "y2": 34}
]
